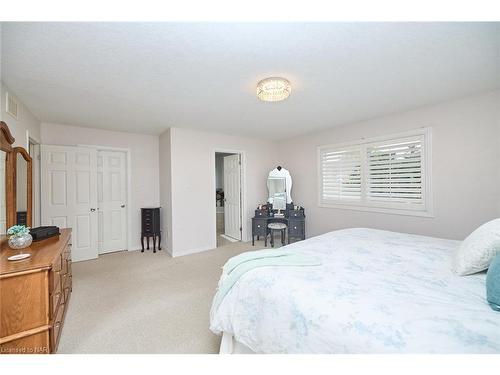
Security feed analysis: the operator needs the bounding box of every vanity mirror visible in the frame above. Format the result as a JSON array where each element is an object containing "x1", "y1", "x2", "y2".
[{"x1": 267, "y1": 166, "x2": 292, "y2": 209}]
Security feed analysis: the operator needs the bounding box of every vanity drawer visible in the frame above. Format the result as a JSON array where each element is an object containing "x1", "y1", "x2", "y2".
[
  {"x1": 252, "y1": 219, "x2": 268, "y2": 236},
  {"x1": 289, "y1": 210, "x2": 305, "y2": 218},
  {"x1": 254, "y1": 210, "x2": 268, "y2": 218},
  {"x1": 288, "y1": 220, "x2": 305, "y2": 238}
]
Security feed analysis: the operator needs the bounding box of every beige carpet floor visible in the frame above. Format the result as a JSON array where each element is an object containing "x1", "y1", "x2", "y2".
[{"x1": 58, "y1": 237, "x2": 279, "y2": 354}]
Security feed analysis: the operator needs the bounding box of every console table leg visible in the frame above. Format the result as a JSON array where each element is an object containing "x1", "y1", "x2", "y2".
[
  {"x1": 153, "y1": 236, "x2": 157, "y2": 253},
  {"x1": 158, "y1": 234, "x2": 162, "y2": 250},
  {"x1": 141, "y1": 236, "x2": 145, "y2": 253},
  {"x1": 147, "y1": 237, "x2": 150, "y2": 250}
]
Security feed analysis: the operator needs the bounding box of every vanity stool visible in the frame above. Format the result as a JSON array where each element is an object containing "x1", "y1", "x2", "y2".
[{"x1": 268, "y1": 222, "x2": 287, "y2": 248}]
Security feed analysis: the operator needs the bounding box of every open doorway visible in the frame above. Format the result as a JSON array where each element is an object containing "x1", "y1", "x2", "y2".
[{"x1": 215, "y1": 151, "x2": 242, "y2": 247}]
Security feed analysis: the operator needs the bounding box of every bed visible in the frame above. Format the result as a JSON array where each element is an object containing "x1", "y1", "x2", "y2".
[{"x1": 209, "y1": 228, "x2": 500, "y2": 353}]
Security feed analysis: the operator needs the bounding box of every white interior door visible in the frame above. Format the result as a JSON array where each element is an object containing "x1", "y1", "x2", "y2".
[
  {"x1": 41, "y1": 145, "x2": 98, "y2": 262},
  {"x1": 223, "y1": 154, "x2": 242, "y2": 240},
  {"x1": 97, "y1": 150, "x2": 127, "y2": 254}
]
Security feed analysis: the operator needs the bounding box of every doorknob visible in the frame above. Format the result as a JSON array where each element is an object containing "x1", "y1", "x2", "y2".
[
  {"x1": 121, "y1": 204, "x2": 126, "y2": 208},
  {"x1": 90, "y1": 208, "x2": 96, "y2": 212}
]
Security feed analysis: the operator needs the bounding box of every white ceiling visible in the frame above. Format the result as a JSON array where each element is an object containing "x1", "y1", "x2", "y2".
[{"x1": 2, "y1": 22, "x2": 499, "y2": 140}]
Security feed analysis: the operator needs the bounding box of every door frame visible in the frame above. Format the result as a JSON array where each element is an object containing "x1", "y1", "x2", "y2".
[
  {"x1": 212, "y1": 148, "x2": 246, "y2": 245},
  {"x1": 77, "y1": 144, "x2": 132, "y2": 252},
  {"x1": 26, "y1": 130, "x2": 41, "y2": 228}
]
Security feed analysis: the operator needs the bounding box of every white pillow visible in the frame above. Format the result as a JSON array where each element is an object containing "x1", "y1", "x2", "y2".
[{"x1": 452, "y1": 218, "x2": 500, "y2": 276}]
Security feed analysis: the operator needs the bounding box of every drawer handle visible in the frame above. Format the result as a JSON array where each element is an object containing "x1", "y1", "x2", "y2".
[
  {"x1": 257, "y1": 225, "x2": 261, "y2": 228},
  {"x1": 54, "y1": 322, "x2": 61, "y2": 329},
  {"x1": 294, "y1": 226, "x2": 297, "y2": 229}
]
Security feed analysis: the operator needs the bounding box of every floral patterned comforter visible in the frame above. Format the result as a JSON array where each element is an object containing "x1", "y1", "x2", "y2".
[{"x1": 209, "y1": 228, "x2": 500, "y2": 353}]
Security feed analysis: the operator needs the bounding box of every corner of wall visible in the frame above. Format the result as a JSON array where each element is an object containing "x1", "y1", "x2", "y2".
[{"x1": 159, "y1": 127, "x2": 174, "y2": 255}]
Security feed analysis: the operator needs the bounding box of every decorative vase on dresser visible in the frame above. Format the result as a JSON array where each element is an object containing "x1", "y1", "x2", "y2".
[
  {"x1": 0, "y1": 229, "x2": 72, "y2": 354},
  {"x1": 141, "y1": 207, "x2": 161, "y2": 253}
]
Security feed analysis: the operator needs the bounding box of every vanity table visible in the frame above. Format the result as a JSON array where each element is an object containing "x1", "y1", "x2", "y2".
[
  {"x1": 252, "y1": 206, "x2": 306, "y2": 246},
  {"x1": 252, "y1": 166, "x2": 306, "y2": 246}
]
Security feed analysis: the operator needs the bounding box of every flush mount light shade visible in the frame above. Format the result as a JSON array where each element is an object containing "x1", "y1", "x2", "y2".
[{"x1": 256, "y1": 77, "x2": 291, "y2": 102}]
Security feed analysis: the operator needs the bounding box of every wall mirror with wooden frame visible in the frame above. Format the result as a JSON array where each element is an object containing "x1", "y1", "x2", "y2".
[
  {"x1": 0, "y1": 121, "x2": 33, "y2": 236},
  {"x1": 14, "y1": 147, "x2": 32, "y2": 227}
]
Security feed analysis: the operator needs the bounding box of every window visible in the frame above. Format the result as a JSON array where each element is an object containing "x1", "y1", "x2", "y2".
[{"x1": 318, "y1": 128, "x2": 432, "y2": 216}]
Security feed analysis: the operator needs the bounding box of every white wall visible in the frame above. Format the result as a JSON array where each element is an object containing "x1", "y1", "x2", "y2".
[
  {"x1": 278, "y1": 90, "x2": 500, "y2": 240},
  {"x1": 163, "y1": 127, "x2": 277, "y2": 257},
  {"x1": 41, "y1": 122, "x2": 160, "y2": 250},
  {"x1": 159, "y1": 128, "x2": 173, "y2": 254},
  {"x1": 1, "y1": 82, "x2": 41, "y2": 148}
]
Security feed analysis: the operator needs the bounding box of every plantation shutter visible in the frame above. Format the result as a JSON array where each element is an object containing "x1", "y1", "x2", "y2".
[
  {"x1": 319, "y1": 146, "x2": 362, "y2": 204},
  {"x1": 366, "y1": 136, "x2": 424, "y2": 206}
]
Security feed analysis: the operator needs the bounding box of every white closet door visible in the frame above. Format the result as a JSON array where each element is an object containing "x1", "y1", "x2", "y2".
[
  {"x1": 97, "y1": 150, "x2": 127, "y2": 254},
  {"x1": 223, "y1": 154, "x2": 242, "y2": 240},
  {"x1": 41, "y1": 145, "x2": 98, "y2": 262}
]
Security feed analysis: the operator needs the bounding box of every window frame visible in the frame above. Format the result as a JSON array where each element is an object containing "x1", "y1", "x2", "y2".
[{"x1": 317, "y1": 127, "x2": 433, "y2": 217}]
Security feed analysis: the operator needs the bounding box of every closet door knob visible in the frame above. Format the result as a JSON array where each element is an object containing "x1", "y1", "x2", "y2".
[
  {"x1": 121, "y1": 204, "x2": 126, "y2": 208},
  {"x1": 90, "y1": 208, "x2": 96, "y2": 212}
]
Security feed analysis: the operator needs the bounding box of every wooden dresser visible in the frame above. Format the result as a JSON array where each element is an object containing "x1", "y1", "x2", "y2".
[{"x1": 0, "y1": 229, "x2": 72, "y2": 354}]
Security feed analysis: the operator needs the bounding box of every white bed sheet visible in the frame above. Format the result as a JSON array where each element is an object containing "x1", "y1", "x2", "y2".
[{"x1": 210, "y1": 228, "x2": 500, "y2": 353}]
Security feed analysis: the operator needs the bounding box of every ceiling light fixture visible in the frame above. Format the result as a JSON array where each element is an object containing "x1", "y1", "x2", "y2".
[{"x1": 256, "y1": 77, "x2": 291, "y2": 102}]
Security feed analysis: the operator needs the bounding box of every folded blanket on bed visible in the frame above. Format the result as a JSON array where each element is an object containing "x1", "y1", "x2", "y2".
[{"x1": 210, "y1": 250, "x2": 321, "y2": 317}]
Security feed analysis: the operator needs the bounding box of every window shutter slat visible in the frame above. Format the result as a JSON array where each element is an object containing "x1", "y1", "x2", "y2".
[
  {"x1": 320, "y1": 147, "x2": 362, "y2": 203},
  {"x1": 366, "y1": 136, "x2": 424, "y2": 206}
]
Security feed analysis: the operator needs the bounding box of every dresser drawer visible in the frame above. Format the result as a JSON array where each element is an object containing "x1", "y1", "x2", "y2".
[
  {"x1": 64, "y1": 282, "x2": 71, "y2": 303},
  {"x1": 52, "y1": 254, "x2": 62, "y2": 273},
  {"x1": 63, "y1": 245, "x2": 71, "y2": 261},
  {"x1": 252, "y1": 219, "x2": 268, "y2": 236},
  {"x1": 49, "y1": 269, "x2": 61, "y2": 294},
  {"x1": 50, "y1": 303, "x2": 65, "y2": 351},
  {"x1": 50, "y1": 280, "x2": 63, "y2": 319},
  {"x1": 61, "y1": 256, "x2": 68, "y2": 275},
  {"x1": 60, "y1": 273, "x2": 69, "y2": 294}
]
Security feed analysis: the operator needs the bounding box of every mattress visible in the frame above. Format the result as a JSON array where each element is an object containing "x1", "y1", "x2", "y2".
[{"x1": 209, "y1": 228, "x2": 500, "y2": 353}]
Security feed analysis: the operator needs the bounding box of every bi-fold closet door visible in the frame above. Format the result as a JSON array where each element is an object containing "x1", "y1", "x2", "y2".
[{"x1": 41, "y1": 145, "x2": 127, "y2": 262}]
